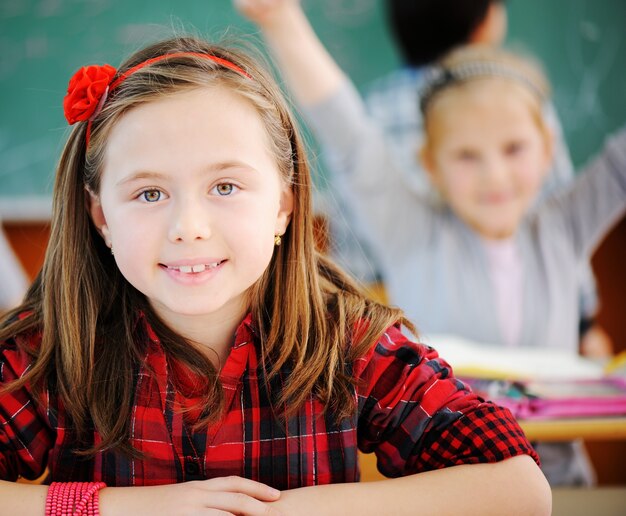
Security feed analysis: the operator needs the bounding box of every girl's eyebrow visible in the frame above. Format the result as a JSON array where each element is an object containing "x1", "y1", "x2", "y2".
[
  {"x1": 115, "y1": 161, "x2": 257, "y2": 187},
  {"x1": 210, "y1": 160, "x2": 258, "y2": 173},
  {"x1": 116, "y1": 171, "x2": 168, "y2": 187}
]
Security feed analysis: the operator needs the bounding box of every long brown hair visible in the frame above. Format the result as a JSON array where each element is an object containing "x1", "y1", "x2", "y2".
[{"x1": 0, "y1": 36, "x2": 411, "y2": 456}]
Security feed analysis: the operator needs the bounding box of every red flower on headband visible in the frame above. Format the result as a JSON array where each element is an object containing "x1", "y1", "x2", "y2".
[{"x1": 63, "y1": 64, "x2": 116, "y2": 124}]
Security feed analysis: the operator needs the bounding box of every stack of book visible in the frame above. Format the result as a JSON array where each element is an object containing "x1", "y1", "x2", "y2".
[{"x1": 425, "y1": 335, "x2": 626, "y2": 421}]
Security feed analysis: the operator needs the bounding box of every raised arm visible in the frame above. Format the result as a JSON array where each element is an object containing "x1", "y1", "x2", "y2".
[
  {"x1": 550, "y1": 128, "x2": 626, "y2": 258},
  {"x1": 235, "y1": 0, "x2": 436, "y2": 267},
  {"x1": 234, "y1": 0, "x2": 343, "y2": 106}
]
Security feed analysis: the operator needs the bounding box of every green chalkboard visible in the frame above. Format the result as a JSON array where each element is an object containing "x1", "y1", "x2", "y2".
[{"x1": 1, "y1": 0, "x2": 625, "y2": 203}]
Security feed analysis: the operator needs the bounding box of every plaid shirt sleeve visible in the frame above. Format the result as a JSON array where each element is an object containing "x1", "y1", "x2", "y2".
[
  {"x1": 355, "y1": 324, "x2": 539, "y2": 477},
  {"x1": 0, "y1": 336, "x2": 53, "y2": 481}
]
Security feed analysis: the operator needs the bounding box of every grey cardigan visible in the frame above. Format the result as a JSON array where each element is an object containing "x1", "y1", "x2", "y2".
[{"x1": 305, "y1": 81, "x2": 626, "y2": 352}]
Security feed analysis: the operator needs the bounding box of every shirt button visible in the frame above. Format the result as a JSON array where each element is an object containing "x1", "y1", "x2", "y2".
[{"x1": 185, "y1": 460, "x2": 201, "y2": 477}]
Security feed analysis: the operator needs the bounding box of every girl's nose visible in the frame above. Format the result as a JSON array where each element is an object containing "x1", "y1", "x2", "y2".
[
  {"x1": 482, "y1": 154, "x2": 508, "y2": 183},
  {"x1": 168, "y1": 199, "x2": 212, "y2": 242}
]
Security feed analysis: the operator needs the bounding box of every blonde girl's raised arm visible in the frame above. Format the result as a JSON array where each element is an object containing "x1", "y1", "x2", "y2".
[
  {"x1": 234, "y1": 0, "x2": 344, "y2": 106},
  {"x1": 270, "y1": 455, "x2": 551, "y2": 516}
]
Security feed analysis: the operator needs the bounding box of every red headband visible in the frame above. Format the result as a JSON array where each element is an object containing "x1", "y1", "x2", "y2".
[{"x1": 63, "y1": 52, "x2": 252, "y2": 146}]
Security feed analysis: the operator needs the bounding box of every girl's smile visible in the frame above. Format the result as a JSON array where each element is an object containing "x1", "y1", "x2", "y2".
[
  {"x1": 160, "y1": 258, "x2": 227, "y2": 284},
  {"x1": 479, "y1": 191, "x2": 515, "y2": 204}
]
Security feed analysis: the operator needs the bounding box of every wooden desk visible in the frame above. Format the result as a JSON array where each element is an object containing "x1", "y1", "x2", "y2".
[
  {"x1": 519, "y1": 416, "x2": 626, "y2": 442},
  {"x1": 552, "y1": 487, "x2": 626, "y2": 516}
]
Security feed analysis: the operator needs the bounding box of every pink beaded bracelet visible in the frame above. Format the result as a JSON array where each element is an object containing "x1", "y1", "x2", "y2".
[{"x1": 45, "y1": 481, "x2": 106, "y2": 516}]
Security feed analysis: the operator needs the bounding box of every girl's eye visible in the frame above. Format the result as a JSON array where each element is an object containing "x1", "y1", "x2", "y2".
[
  {"x1": 140, "y1": 189, "x2": 162, "y2": 202},
  {"x1": 456, "y1": 150, "x2": 479, "y2": 162},
  {"x1": 505, "y1": 141, "x2": 526, "y2": 155},
  {"x1": 214, "y1": 183, "x2": 237, "y2": 196}
]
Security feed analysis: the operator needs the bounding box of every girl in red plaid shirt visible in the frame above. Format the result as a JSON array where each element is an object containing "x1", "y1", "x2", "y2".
[{"x1": 0, "y1": 33, "x2": 549, "y2": 515}]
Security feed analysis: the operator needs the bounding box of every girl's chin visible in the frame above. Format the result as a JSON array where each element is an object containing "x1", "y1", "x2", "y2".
[{"x1": 475, "y1": 224, "x2": 517, "y2": 240}]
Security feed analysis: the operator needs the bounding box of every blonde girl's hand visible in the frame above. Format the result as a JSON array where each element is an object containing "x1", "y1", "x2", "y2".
[
  {"x1": 99, "y1": 476, "x2": 283, "y2": 516},
  {"x1": 580, "y1": 323, "x2": 614, "y2": 359},
  {"x1": 233, "y1": 0, "x2": 300, "y2": 27}
]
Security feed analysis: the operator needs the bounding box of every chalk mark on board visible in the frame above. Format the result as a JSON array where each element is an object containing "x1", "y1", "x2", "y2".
[
  {"x1": 0, "y1": 132, "x2": 56, "y2": 181},
  {"x1": 561, "y1": 0, "x2": 621, "y2": 133},
  {"x1": 320, "y1": 0, "x2": 376, "y2": 27}
]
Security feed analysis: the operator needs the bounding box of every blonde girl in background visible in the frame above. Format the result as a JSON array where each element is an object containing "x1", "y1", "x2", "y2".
[
  {"x1": 363, "y1": 0, "x2": 611, "y2": 360},
  {"x1": 235, "y1": 0, "x2": 626, "y2": 486},
  {"x1": 0, "y1": 36, "x2": 549, "y2": 514}
]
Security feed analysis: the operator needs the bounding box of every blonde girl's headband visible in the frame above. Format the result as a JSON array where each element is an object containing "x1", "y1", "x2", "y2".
[
  {"x1": 419, "y1": 61, "x2": 546, "y2": 115},
  {"x1": 63, "y1": 52, "x2": 252, "y2": 147}
]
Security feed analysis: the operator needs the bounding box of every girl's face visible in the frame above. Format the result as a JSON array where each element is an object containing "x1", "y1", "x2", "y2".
[
  {"x1": 422, "y1": 80, "x2": 552, "y2": 240},
  {"x1": 89, "y1": 86, "x2": 293, "y2": 333}
]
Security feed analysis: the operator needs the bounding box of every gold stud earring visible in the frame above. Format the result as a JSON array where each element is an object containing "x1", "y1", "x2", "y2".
[{"x1": 274, "y1": 234, "x2": 282, "y2": 246}]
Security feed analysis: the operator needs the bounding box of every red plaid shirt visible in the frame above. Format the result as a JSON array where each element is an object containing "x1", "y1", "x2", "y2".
[{"x1": 0, "y1": 314, "x2": 537, "y2": 488}]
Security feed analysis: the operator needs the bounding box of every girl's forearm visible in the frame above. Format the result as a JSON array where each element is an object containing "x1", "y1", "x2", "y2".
[
  {"x1": 0, "y1": 456, "x2": 550, "y2": 515},
  {"x1": 0, "y1": 480, "x2": 48, "y2": 516},
  {"x1": 272, "y1": 455, "x2": 551, "y2": 516},
  {"x1": 253, "y1": 2, "x2": 345, "y2": 106}
]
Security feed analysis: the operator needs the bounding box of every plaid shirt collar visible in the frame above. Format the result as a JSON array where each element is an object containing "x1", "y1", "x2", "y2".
[{"x1": 138, "y1": 310, "x2": 257, "y2": 383}]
